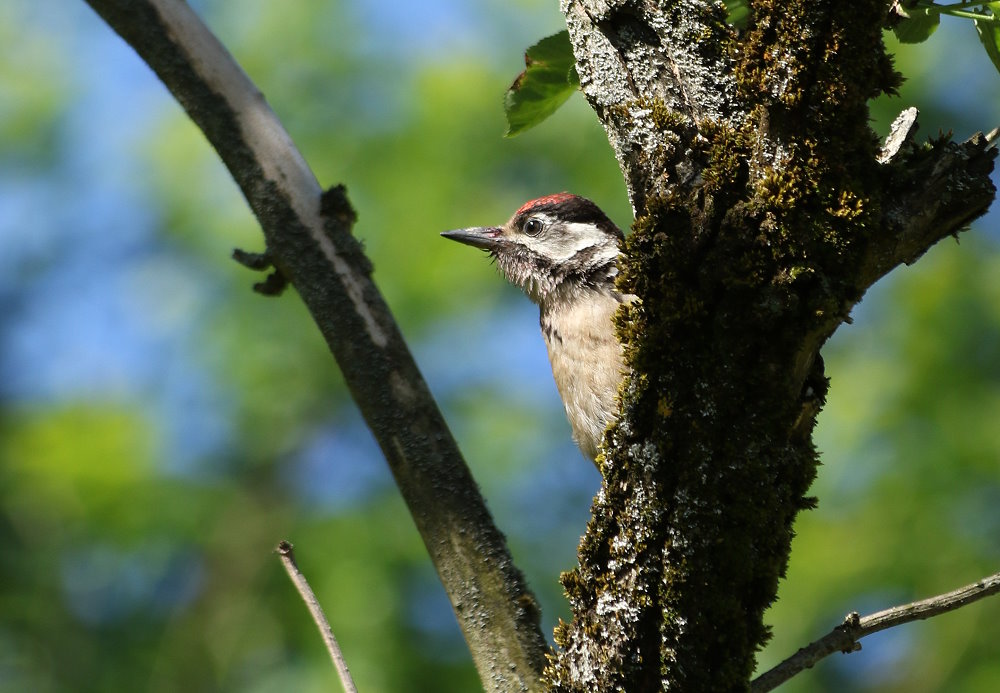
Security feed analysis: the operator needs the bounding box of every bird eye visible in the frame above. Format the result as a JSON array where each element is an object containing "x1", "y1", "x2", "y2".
[{"x1": 524, "y1": 218, "x2": 544, "y2": 236}]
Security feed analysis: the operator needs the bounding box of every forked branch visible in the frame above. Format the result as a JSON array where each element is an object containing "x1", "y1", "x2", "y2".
[
  {"x1": 752, "y1": 570, "x2": 1000, "y2": 692},
  {"x1": 864, "y1": 117, "x2": 999, "y2": 287}
]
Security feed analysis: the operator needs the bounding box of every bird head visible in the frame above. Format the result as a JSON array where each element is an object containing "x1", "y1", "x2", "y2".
[{"x1": 441, "y1": 193, "x2": 624, "y2": 304}]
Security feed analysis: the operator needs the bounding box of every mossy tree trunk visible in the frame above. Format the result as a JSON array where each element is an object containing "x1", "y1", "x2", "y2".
[
  {"x1": 548, "y1": 1, "x2": 995, "y2": 690},
  {"x1": 80, "y1": 0, "x2": 995, "y2": 689}
]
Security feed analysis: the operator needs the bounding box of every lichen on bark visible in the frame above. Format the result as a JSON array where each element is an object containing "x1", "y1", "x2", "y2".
[{"x1": 547, "y1": 1, "x2": 994, "y2": 691}]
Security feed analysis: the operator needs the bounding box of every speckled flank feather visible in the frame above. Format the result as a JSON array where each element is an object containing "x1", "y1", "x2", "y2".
[{"x1": 540, "y1": 284, "x2": 630, "y2": 461}]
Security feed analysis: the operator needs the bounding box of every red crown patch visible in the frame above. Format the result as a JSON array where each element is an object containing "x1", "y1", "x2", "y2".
[{"x1": 515, "y1": 192, "x2": 577, "y2": 215}]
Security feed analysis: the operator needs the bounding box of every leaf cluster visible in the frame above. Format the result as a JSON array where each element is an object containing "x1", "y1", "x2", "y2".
[{"x1": 891, "y1": 1, "x2": 1000, "y2": 74}]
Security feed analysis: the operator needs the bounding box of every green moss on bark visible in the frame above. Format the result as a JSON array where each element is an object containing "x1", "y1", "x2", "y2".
[{"x1": 548, "y1": 2, "x2": 902, "y2": 691}]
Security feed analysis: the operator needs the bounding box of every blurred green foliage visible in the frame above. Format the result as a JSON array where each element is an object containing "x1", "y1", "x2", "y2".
[
  {"x1": 766, "y1": 239, "x2": 1000, "y2": 692},
  {"x1": 0, "y1": 2, "x2": 998, "y2": 692}
]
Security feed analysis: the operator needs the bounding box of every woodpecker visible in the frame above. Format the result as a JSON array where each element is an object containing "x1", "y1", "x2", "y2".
[{"x1": 441, "y1": 193, "x2": 630, "y2": 463}]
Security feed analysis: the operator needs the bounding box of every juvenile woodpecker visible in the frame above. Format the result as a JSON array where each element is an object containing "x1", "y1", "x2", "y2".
[{"x1": 441, "y1": 193, "x2": 630, "y2": 462}]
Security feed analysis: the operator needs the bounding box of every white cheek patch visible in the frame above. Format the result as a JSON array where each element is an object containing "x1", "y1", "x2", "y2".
[
  {"x1": 589, "y1": 242, "x2": 620, "y2": 266},
  {"x1": 524, "y1": 218, "x2": 613, "y2": 262}
]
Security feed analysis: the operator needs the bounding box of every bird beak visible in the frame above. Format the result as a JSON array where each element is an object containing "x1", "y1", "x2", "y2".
[{"x1": 440, "y1": 226, "x2": 504, "y2": 250}]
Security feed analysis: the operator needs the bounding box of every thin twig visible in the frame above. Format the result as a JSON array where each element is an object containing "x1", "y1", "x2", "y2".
[
  {"x1": 276, "y1": 541, "x2": 359, "y2": 693},
  {"x1": 752, "y1": 570, "x2": 1000, "y2": 692}
]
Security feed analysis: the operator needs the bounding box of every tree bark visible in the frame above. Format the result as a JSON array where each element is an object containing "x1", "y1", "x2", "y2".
[
  {"x1": 549, "y1": 1, "x2": 996, "y2": 690},
  {"x1": 80, "y1": 1, "x2": 549, "y2": 690}
]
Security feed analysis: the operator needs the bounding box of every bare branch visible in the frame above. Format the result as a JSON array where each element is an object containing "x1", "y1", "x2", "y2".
[
  {"x1": 752, "y1": 571, "x2": 1000, "y2": 693},
  {"x1": 864, "y1": 126, "x2": 998, "y2": 287},
  {"x1": 80, "y1": 1, "x2": 548, "y2": 689},
  {"x1": 276, "y1": 541, "x2": 359, "y2": 693}
]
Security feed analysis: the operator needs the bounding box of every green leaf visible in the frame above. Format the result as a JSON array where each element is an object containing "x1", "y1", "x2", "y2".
[
  {"x1": 892, "y1": 6, "x2": 941, "y2": 44},
  {"x1": 724, "y1": 0, "x2": 751, "y2": 30},
  {"x1": 504, "y1": 31, "x2": 580, "y2": 137},
  {"x1": 975, "y1": 16, "x2": 1000, "y2": 76}
]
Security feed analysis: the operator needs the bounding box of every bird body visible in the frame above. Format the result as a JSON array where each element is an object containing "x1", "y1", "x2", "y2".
[
  {"x1": 442, "y1": 193, "x2": 629, "y2": 462},
  {"x1": 540, "y1": 282, "x2": 628, "y2": 460}
]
